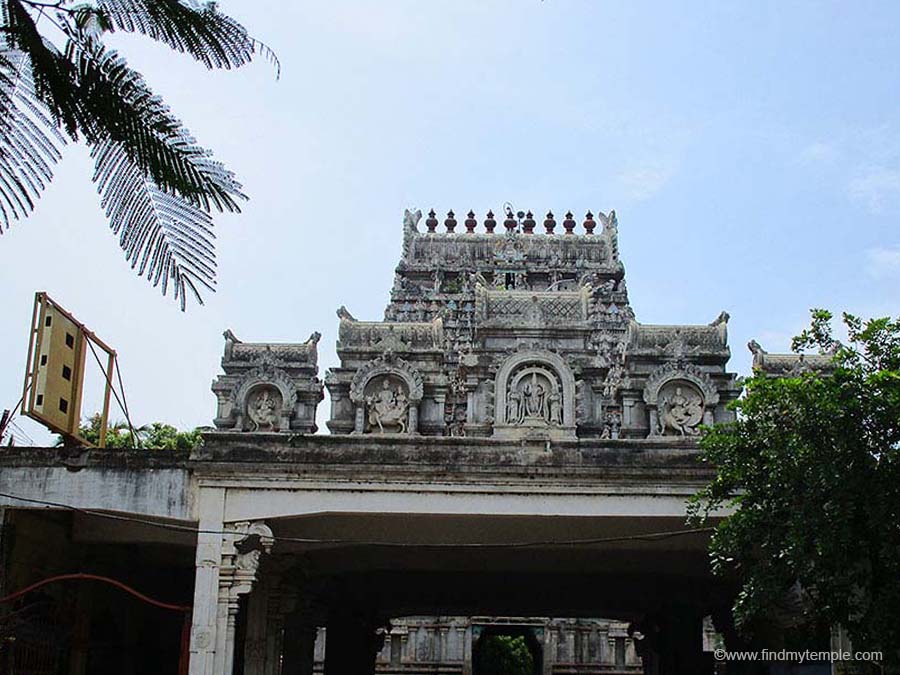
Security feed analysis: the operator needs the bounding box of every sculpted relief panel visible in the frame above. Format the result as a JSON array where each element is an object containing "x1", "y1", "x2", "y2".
[
  {"x1": 505, "y1": 366, "x2": 563, "y2": 427},
  {"x1": 246, "y1": 386, "x2": 282, "y2": 431},
  {"x1": 643, "y1": 362, "x2": 719, "y2": 439},
  {"x1": 494, "y1": 350, "x2": 576, "y2": 440},
  {"x1": 364, "y1": 376, "x2": 410, "y2": 434},
  {"x1": 349, "y1": 355, "x2": 424, "y2": 435},
  {"x1": 656, "y1": 381, "x2": 703, "y2": 436}
]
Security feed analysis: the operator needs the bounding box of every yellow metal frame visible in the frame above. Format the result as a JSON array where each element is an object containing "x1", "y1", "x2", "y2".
[{"x1": 22, "y1": 292, "x2": 117, "y2": 448}]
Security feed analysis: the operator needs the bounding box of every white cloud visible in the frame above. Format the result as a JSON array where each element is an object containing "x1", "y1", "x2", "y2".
[
  {"x1": 614, "y1": 165, "x2": 675, "y2": 202},
  {"x1": 848, "y1": 168, "x2": 900, "y2": 213},
  {"x1": 866, "y1": 246, "x2": 900, "y2": 278}
]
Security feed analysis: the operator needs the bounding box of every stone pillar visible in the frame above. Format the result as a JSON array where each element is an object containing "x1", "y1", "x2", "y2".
[
  {"x1": 282, "y1": 614, "x2": 317, "y2": 675},
  {"x1": 354, "y1": 404, "x2": 365, "y2": 433},
  {"x1": 409, "y1": 403, "x2": 419, "y2": 434},
  {"x1": 188, "y1": 494, "x2": 273, "y2": 675},
  {"x1": 565, "y1": 625, "x2": 576, "y2": 661},
  {"x1": 189, "y1": 488, "x2": 226, "y2": 675},
  {"x1": 542, "y1": 623, "x2": 555, "y2": 673},
  {"x1": 323, "y1": 616, "x2": 384, "y2": 675},
  {"x1": 462, "y1": 625, "x2": 473, "y2": 675},
  {"x1": 264, "y1": 584, "x2": 292, "y2": 675},
  {"x1": 243, "y1": 576, "x2": 270, "y2": 675},
  {"x1": 648, "y1": 407, "x2": 659, "y2": 438},
  {"x1": 655, "y1": 612, "x2": 712, "y2": 675},
  {"x1": 217, "y1": 521, "x2": 274, "y2": 675}
]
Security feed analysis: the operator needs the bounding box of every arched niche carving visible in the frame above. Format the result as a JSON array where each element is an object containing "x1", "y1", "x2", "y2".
[
  {"x1": 493, "y1": 350, "x2": 576, "y2": 439},
  {"x1": 643, "y1": 362, "x2": 719, "y2": 437},
  {"x1": 349, "y1": 356, "x2": 424, "y2": 434},
  {"x1": 232, "y1": 367, "x2": 297, "y2": 432}
]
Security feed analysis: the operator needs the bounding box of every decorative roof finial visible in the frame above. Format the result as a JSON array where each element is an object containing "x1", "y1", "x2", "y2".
[
  {"x1": 444, "y1": 210, "x2": 457, "y2": 233},
  {"x1": 425, "y1": 209, "x2": 438, "y2": 233},
  {"x1": 465, "y1": 210, "x2": 477, "y2": 233},
  {"x1": 544, "y1": 211, "x2": 556, "y2": 234},
  {"x1": 484, "y1": 210, "x2": 496, "y2": 233},
  {"x1": 563, "y1": 211, "x2": 576, "y2": 235},
  {"x1": 522, "y1": 210, "x2": 535, "y2": 234}
]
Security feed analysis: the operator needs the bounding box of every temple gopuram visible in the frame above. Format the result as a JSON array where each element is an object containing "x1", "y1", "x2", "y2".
[{"x1": 1, "y1": 208, "x2": 820, "y2": 675}]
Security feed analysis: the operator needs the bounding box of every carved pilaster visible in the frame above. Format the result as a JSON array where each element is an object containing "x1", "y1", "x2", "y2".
[{"x1": 215, "y1": 521, "x2": 274, "y2": 675}]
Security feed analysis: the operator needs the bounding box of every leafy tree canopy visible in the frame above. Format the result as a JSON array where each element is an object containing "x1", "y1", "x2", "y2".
[
  {"x1": 57, "y1": 412, "x2": 201, "y2": 449},
  {"x1": 691, "y1": 310, "x2": 900, "y2": 658},
  {"x1": 1, "y1": 0, "x2": 276, "y2": 308},
  {"x1": 475, "y1": 635, "x2": 534, "y2": 675}
]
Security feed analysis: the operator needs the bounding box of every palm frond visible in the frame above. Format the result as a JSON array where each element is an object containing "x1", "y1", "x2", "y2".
[
  {"x1": 95, "y1": 0, "x2": 279, "y2": 76},
  {"x1": 2, "y1": 0, "x2": 82, "y2": 136},
  {"x1": 71, "y1": 44, "x2": 245, "y2": 212},
  {"x1": 91, "y1": 138, "x2": 217, "y2": 309},
  {"x1": 0, "y1": 46, "x2": 65, "y2": 232}
]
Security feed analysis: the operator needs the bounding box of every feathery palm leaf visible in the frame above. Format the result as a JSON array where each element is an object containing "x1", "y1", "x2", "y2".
[
  {"x1": 0, "y1": 46, "x2": 65, "y2": 231},
  {"x1": 0, "y1": 0, "x2": 274, "y2": 308},
  {"x1": 94, "y1": 0, "x2": 279, "y2": 75},
  {"x1": 71, "y1": 44, "x2": 245, "y2": 210},
  {"x1": 73, "y1": 44, "x2": 241, "y2": 308},
  {"x1": 92, "y1": 138, "x2": 216, "y2": 309},
  {"x1": 2, "y1": 0, "x2": 82, "y2": 136}
]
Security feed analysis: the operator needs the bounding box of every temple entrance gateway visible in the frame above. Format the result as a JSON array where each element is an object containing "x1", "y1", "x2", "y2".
[
  {"x1": 472, "y1": 623, "x2": 542, "y2": 675},
  {"x1": 6, "y1": 206, "x2": 823, "y2": 675}
]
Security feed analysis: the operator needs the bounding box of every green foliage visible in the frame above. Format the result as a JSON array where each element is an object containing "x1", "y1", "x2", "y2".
[
  {"x1": 475, "y1": 635, "x2": 534, "y2": 675},
  {"x1": 0, "y1": 0, "x2": 276, "y2": 308},
  {"x1": 57, "y1": 412, "x2": 202, "y2": 449},
  {"x1": 691, "y1": 310, "x2": 900, "y2": 657}
]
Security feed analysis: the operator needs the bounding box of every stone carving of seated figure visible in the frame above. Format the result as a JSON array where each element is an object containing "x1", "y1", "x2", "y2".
[
  {"x1": 366, "y1": 380, "x2": 409, "y2": 434},
  {"x1": 658, "y1": 384, "x2": 703, "y2": 436},
  {"x1": 248, "y1": 387, "x2": 280, "y2": 431}
]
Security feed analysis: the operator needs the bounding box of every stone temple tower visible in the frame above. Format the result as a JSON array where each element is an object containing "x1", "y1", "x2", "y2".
[{"x1": 323, "y1": 208, "x2": 740, "y2": 441}]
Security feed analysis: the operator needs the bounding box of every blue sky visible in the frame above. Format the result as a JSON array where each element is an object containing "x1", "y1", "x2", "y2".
[{"x1": 1, "y1": 0, "x2": 899, "y2": 444}]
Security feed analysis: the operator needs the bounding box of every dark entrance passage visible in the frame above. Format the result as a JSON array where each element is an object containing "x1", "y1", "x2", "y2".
[{"x1": 472, "y1": 624, "x2": 542, "y2": 675}]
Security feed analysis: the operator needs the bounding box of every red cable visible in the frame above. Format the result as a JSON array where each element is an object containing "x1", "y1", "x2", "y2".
[{"x1": 0, "y1": 573, "x2": 191, "y2": 612}]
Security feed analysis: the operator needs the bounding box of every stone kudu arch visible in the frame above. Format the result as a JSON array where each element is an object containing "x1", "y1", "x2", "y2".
[
  {"x1": 349, "y1": 355, "x2": 424, "y2": 435},
  {"x1": 232, "y1": 366, "x2": 298, "y2": 432},
  {"x1": 493, "y1": 350, "x2": 577, "y2": 440},
  {"x1": 642, "y1": 362, "x2": 720, "y2": 437}
]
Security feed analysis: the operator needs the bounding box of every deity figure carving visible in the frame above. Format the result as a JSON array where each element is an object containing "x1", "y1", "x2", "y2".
[
  {"x1": 506, "y1": 388, "x2": 524, "y2": 424},
  {"x1": 657, "y1": 383, "x2": 703, "y2": 436},
  {"x1": 548, "y1": 390, "x2": 562, "y2": 425},
  {"x1": 247, "y1": 387, "x2": 281, "y2": 431},
  {"x1": 365, "y1": 379, "x2": 409, "y2": 434},
  {"x1": 504, "y1": 369, "x2": 562, "y2": 427}
]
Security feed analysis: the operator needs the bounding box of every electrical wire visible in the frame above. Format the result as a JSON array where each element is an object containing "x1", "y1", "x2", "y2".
[
  {"x1": 0, "y1": 490, "x2": 715, "y2": 549},
  {"x1": 7, "y1": 421, "x2": 35, "y2": 446}
]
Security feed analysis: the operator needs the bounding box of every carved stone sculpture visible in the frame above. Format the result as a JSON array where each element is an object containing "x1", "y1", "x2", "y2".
[
  {"x1": 247, "y1": 386, "x2": 281, "y2": 431},
  {"x1": 504, "y1": 367, "x2": 562, "y2": 427},
  {"x1": 212, "y1": 331, "x2": 323, "y2": 434},
  {"x1": 365, "y1": 379, "x2": 409, "y2": 434},
  {"x1": 657, "y1": 383, "x2": 703, "y2": 436}
]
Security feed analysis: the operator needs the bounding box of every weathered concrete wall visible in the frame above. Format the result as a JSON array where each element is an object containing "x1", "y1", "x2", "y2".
[{"x1": 0, "y1": 449, "x2": 192, "y2": 520}]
